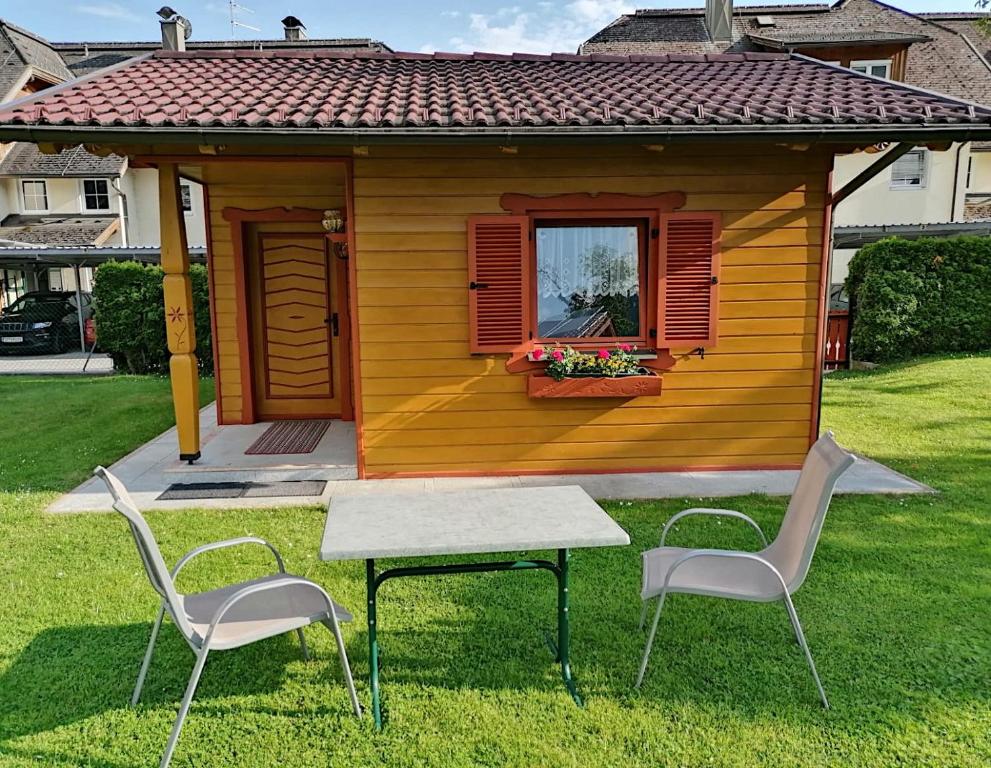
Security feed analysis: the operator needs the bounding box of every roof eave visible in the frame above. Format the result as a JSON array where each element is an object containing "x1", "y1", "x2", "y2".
[{"x1": 2, "y1": 123, "x2": 991, "y2": 147}]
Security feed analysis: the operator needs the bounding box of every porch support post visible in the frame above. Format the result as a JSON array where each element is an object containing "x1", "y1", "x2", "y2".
[{"x1": 159, "y1": 162, "x2": 201, "y2": 463}]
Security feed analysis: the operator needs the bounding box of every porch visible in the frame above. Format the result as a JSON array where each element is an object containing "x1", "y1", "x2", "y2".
[{"x1": 48, "y1": 402, "x2": 932, "y2": 513}]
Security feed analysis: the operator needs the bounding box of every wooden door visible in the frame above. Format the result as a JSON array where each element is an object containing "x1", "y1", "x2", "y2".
[{"x1": 249, "y1": 233, "x2": 343, "y2": 420}]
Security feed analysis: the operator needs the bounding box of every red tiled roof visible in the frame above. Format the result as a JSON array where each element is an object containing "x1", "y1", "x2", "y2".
[{"x1": 1, "y1": 49, "x2": 990, "y2": 139}]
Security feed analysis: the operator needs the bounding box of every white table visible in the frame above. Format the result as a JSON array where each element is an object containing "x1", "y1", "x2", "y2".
[{"x1": 320, "y1": 485, "x2": 630, "y2": 728}]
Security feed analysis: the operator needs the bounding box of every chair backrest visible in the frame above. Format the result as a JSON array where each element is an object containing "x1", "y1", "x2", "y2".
[
  {"x1": 762, "y1": 432, "x2": 855, "y2": 593},
  {"x1": 93, "y1": 467, "x2": 195, "y2": 640}
]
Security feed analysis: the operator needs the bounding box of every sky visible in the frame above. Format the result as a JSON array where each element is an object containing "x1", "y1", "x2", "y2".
[{"x1": 3, "y1": 0, "x2": 986, "y2": 54}]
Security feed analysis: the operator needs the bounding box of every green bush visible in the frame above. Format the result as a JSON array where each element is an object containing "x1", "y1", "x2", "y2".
[
  {"x1": 92, "y1": 260, "x2": 213, "y2": 375},
  {"x1": 846, "y1": 236, "x2": 991, "y2": 362}
]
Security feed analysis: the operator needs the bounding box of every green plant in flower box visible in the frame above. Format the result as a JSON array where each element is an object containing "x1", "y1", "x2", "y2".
[{"x1": 534, "y1": 344, "x2": 644, "y2": 381}]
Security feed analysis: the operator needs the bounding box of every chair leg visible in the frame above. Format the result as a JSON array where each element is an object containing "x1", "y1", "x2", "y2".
[
  {"x1": 159, "y1": 648, "x2": 209, "y2": 768},
  {"x1": 782, "y1": 593, "x2": 829, "y2": 709},
  {"x1": 638, "y1": 598, "x2": 651, "y2": 631},
  {"x1": 323, "y1": 618, "x2": 361, "y2": 717},
  {"x1": 296, "y1": 628, "x2": 311, "y2": 661},
  {"x1": 133, "y1": 603, "x2": 166, "y2": 706},
  {"x1": 635, "y1": 591, "x2": 668, "y2": 688}
]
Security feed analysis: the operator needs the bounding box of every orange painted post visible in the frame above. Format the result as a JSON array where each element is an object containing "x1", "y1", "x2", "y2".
[{"x1": 159, "y1": 163, "x2": 201, "y2": 462}]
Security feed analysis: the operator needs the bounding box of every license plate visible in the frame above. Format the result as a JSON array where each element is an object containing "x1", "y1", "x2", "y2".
[{"x1": 1, "y1": 336, "x2": 23, "y2": 343}]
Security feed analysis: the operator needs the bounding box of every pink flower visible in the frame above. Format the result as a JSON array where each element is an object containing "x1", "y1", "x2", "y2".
[
  {"x1": 618, "y1": 343, "x2": 632, "y2": 352},
  {"x1": 551, "y1": 349, "x2": 564, "y2": 362},
  {"x1": 598, "y1": 349, "x2": 611, "y2": 359},
  {"x1": 532, "y1": 348, "x2": 544, "y2": 361}
]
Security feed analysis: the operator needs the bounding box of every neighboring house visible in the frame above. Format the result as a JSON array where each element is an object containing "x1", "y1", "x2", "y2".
[
  {"x1": 581, "y1": 0, "x2": 991, "y2": 293},
  {"x1": 0, "y1": 11, "x2": 388, "y2": 311},
  {"x1": 2, "y1": 48, "x2": 988, "y2": 474}
]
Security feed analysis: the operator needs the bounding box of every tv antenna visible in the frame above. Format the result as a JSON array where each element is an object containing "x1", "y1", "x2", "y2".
[{"x1": 229, "y1": 0, "x2": 260, "y2": 39}]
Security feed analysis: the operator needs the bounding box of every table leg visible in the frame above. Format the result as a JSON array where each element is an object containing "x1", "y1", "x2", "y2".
[
  {"x1": 557, "y1": 548, "x2": 582, "y2": 706},
  {"x1": 366, "y1": 558, "x2": 382, "y2": 730}
]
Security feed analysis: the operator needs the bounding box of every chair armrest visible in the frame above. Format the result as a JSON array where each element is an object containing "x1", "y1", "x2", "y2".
[
  {"x1": 203, "y1": 576, "x2": 332, "y2": 646},
  {"x1": 171, "y1": 536, "x2": 287, "y2": 579},
  {"x1": 662, "y1": 549, "x2": 788, "y2": 596},
  {"x1": 659, "y1": 508, "x2": 768, "y2": 548}
]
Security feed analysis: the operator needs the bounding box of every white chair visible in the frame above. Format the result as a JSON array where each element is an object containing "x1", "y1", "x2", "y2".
[
  {"x1": 94, "y1": 466, "x2": 361, "y2": 768},
  {"x1": 635, "y1": 432, "x2": 855, "y2": 707}
]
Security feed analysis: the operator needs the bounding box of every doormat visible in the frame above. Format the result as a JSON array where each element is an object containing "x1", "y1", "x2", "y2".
[
  {"x1": 158, "y1": 480, "x2": 327, "y2": 501},
  {"x1": 245, "y1": 420, "x2": 333, "y2": 455}
]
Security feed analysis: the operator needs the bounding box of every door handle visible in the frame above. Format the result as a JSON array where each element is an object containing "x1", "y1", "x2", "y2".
[{"x1": 328, "y1": 313, "x2": 339, "y2": 336}]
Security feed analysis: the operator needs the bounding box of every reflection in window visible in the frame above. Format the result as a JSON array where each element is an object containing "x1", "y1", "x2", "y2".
[{"x1": 535, "y1": 223, "x2": 642, "y2": 339}]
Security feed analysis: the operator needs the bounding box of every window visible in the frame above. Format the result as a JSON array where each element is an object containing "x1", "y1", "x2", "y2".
[
  {"x1": 890, "y1": 149, "x2": 928, "y2": 189},
  {"x1": 82, "y1": 179, "x2": 111, "y2": 211},
  {"x1": 534, "y1": 220, "x2": 646, "y2": 341},
  {"x1": 180, "y1": 182, "x2": 192, "y2": 212},
  {"x1": 21, "y1": 180, "x2": 48, "y2": 212},
  {"x1": 850, "y1": 59, "x2": 891, "y2": 79},
  {"x1": 966, "y1": 156, "x2": 974, "y2": 189},
  {"x1": 466, "y1": 200, "x2": 721, "y2": 354}
]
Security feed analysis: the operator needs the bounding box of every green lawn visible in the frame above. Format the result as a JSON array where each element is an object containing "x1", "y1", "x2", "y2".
[{"x1": 0, "y1": 360, "x2": 989, "y2": 767}]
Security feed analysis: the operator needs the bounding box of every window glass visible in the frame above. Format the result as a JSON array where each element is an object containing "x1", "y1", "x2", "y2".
[
  {"x1": 22, "y1": 180, "x2": 48, "y2": 211},
  {"x1": 851, "y1": 60, "x2": 891, "y2": 79},
  {"x1": 180, "y1": 183, "x2": 192, "y2": 212},
  {"x1": 535, "y1": 223, "x2": 643, "y2": 339},
  {"x1": 83, "y1": 179, "x2": 111, "y2": 211},
  {"x1": 890, "y1": 149, "x2": 928, "y2": 188}
]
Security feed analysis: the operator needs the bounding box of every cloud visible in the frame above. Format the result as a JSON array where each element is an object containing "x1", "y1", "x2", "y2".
[
  {"x1": 75, "y1": 2, "x2": 141, "y2": 22},
  {"x1": 446, "y1": 0, "x2": 632, "y2": 54}
]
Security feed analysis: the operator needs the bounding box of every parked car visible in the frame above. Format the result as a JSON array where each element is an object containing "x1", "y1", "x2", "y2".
[{"x1": 0, "y1": 291, "x2": 93, "y2": 354}]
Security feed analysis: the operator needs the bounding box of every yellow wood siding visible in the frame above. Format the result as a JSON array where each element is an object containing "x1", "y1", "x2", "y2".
[
  {"x1": 352, "y1": 144, "x2": 829, "y2": 475},
  {"x1": 200, "y1": 162, "x2": 346, "y2": 424}
]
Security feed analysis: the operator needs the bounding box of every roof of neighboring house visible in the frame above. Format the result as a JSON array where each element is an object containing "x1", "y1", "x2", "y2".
[
  {"x1": 0, "y1": 142, "x2": 125, "y2": 177},
  {"x1": 581, "y1": 0, "x2": 991, "y2": 106},
  {"x1": 0, "y1": 19, "x2": 74, "y2": 101},
  {"x1": 1, "y1": 49, "x2": 990, "y2": 145},
  {"x1": 0, "y1": 214, "x2": 118, "y2": 246},
  {"x1": 748, "y1": 30, "x2": 930, "y2": 49},
  {"x1": 833, "y1": 220, "x2": 991, "y2": 245},
  {"x1": 963, "y1": 193, "x2": 991, "y2": 221},
  {"x1": 53, "y1": 37, "x2": 394, "y2": 76}
]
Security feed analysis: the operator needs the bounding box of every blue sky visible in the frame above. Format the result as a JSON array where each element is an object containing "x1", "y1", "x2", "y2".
[{"x1": 4, "y1": 1, "x2": 985, "y2": 54}]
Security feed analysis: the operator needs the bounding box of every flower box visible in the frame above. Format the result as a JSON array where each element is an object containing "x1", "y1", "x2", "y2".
[{"x1": 527, "y1": 371, "x2": 662, "y2": 398}]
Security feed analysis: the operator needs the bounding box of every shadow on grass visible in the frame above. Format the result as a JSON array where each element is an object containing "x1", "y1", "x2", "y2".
[{"x1": 0, "y1": 621, "x2": 299, "y2": 743}]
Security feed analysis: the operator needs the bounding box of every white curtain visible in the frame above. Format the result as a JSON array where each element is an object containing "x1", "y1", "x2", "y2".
[{"x1": 535, "y1": 226, "x2": 639, "y2": 299}]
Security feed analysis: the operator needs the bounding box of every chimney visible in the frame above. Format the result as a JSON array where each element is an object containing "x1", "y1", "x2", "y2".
[
  {"x1": 705, "y1": 0, "x2": 733, "y2": 42},
  {"x1": 157, "y1": 7, "x2": 189, "y2": 51},
  {"x1": 282, "y1": 16, "x2": 307, "y2": 42}
]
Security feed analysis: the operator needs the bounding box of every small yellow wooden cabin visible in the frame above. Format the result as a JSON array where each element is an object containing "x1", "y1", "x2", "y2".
[{"x1": 3, "y1": 49, "x2": 989, "y2": 479}]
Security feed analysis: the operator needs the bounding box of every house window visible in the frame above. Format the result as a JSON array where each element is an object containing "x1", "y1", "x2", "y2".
[
  {"x1": 966, "y1": 156, "x2": 974, "y2": 189},
  {"x1": 850, "y1": 59, "x2": 891, "y2": 79},
  {"x1": 533, "y1": 220, "x2": 646, "y2": 342},
  {"x1": 180, "y1": 182, "x2": 192, "y2": 212},
  {"x1": 82, "y1": 179, "x2": 111, "y2": 211},
  {"x1": 890, "y1": 149, "x2": 928, "y2": 189},
  {"x1": 21, "y1": 180, "x2": 49, "y2": 212}
]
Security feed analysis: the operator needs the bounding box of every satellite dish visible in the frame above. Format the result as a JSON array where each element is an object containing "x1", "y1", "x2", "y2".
[{"x1": 179, "y1": 15, "x2": 193, "y2": 39}]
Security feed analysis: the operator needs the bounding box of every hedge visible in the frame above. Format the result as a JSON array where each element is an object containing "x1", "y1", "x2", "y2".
[
  {"x1": 92, "y1": 260, "x2": 213, "y2": 375},
  {"x1": 845, "y1": 236, "x2": 991, "y2": 362}
]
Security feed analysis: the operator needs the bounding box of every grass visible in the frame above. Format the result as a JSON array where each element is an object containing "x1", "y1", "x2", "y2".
[{"x1": 0, "y1": 359, "x2": 989, "y2": 767}]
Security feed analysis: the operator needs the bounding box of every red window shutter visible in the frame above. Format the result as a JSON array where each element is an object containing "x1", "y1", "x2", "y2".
[
  {"x1": 658, "y1": 212, "x2": 721, "y2": 348},
  {"x1": 467, "y1": 215, "x2": 530, "y2": 353}
]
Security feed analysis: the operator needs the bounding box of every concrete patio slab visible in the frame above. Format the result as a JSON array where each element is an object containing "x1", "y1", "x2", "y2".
[{"x1": 48, "y1": 403, "x2": 934, "y2": 514}]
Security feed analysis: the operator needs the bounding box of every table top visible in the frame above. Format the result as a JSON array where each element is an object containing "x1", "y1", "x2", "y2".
[{"x1": 319, "y1": 485, "x2": 630, "y2": 561}]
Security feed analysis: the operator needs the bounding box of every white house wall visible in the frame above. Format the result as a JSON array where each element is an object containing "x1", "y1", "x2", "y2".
[{"x1": 123, "y1": 167, "x2": 207, "y2": 248}]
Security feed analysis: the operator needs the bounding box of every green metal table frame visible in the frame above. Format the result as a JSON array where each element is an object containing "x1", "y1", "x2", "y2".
[{"x1": 365, "y1": 548, "x2": 580, "y2": 729}]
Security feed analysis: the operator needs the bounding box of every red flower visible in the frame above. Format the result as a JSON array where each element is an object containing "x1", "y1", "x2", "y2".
[
  {"x1": 532, "y1": 348, "x2": 544, "y2": 361},
  {"x1": 551, "y1": 349, "x2": 564, "y2": 362},
  {"x1": 597, "y1": 349, "x2": 610, "y2": 359},
  {"x1": 618, "y1": 343, "x2": 632, "y2": 352}
]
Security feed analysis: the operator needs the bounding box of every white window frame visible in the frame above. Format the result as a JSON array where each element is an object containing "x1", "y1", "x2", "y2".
[
  {"x1": 80, "y1": 178, "x2": 112, "y2": 212},
  {"x1": 20, "y1": 179, "x2": 50, "y2": 213},
  {"x1": 850, "y1": 59, "x2": 892, "y2": 79},
  {"x1": 890, "y1": 148, "x2": 929, "y2": 190}
]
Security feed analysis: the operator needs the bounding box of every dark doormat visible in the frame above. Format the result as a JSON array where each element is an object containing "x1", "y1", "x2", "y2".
[
  {"x1": 158, "y1": 480, "x2": 327, "y2": 501},
  {"x1": 245, "y1": 420, "x2": 333, "y2": 455}
]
